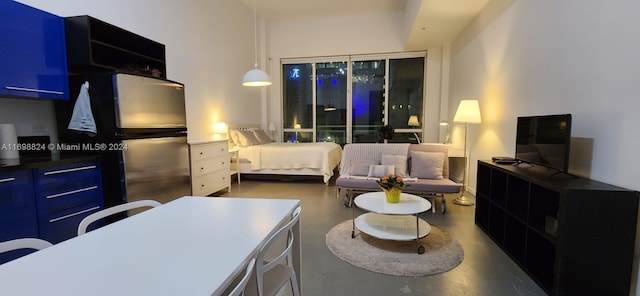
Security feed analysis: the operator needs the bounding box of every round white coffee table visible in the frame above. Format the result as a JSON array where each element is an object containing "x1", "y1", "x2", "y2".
[{"x1": 352, "y1": 191, "x2": 432, "y2": 254}]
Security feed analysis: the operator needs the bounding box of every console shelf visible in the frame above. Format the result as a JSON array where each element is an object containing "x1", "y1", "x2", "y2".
[{"x1": 475, "y1": 160, "x2": 638, "y2": 295}]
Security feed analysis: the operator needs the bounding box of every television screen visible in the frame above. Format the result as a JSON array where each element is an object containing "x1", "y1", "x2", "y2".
[{"x1": 515, "y1": 114, "x2": 572, "y2": 172}]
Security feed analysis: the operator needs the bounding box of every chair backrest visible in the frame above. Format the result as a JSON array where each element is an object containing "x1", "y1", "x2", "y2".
[
  {"x1": 255, "y1": 206, "x2": 301, "y2": 293},
  {"x1": 77, "y1": 200, "x2": 162, "y2": 235},
  {"x1": 226, "y1": 258, "x2": 256, "y2": 296},
  {"x1": 0, "y1": 238, "x2": 53, "y2": 254}
]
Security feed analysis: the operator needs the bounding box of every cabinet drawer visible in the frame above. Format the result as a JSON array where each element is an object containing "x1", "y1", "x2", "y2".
[
  {"x1": 191, "y1": 155, "x2": 229, "y2": 177},
  {"x1": 38, "y1": 203, "x2": 103, "y2": 244},
  {"x1": 191, "y1": 142, "x2": 228, "y2": 161},
  {"x1": 36, "y1": 185, "x2": 102, "y2": 214},
  {"x1": 35, "y1": 162, "x2": 100, "y2": 195},
  {"x1": 191, "y1": 170, "x2": 229, "y2": 196}
]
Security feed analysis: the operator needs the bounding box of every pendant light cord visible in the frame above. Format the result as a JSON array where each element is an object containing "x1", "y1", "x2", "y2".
[{"x1": 252, "y1": 0, "x2": 258, "y2": 68}]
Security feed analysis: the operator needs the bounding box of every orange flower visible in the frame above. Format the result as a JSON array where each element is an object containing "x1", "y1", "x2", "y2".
[{"x1": 376, "y1": 173, "x2": 409, "y2": 190}]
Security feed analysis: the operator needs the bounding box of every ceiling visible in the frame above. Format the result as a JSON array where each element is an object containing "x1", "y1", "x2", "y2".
[{"x1": 242, "y1": 0, "x2": 490, "y2": 50}]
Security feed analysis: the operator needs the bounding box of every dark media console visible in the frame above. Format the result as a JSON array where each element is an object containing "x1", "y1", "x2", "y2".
[{"x1": 475, "y1": 160, "x2": 638, "y2": 295}]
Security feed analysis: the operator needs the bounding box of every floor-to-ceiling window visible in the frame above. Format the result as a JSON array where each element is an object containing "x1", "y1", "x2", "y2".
[
  {"x1": 351, "y1": 59, "x2": 385, "y2": 143},
  {"x1": 282, "y1": 52, "x2": 425, "y2": 145},
  {"x1": 282, "y1": 63, "x2": 313, "y2": 143},
  {"x1": 386, "y1": 57, "x2": 424, "y2": 143},
  {"x1": 316, "y1": 61, "x2": 348, "y2": 144}
]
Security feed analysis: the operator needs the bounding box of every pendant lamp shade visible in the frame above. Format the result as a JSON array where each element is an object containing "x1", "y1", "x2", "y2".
[
  {"x1": 243, "y1": 64, "x2": 272, "y2": 86},
  {"x1": 243, "y1": 0, "x2": 272, "y2": 87}
]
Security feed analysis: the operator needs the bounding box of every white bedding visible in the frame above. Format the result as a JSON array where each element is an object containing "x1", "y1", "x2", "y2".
[{"x1": 238, "y1": 142, "x2": 342, "y2": 183}]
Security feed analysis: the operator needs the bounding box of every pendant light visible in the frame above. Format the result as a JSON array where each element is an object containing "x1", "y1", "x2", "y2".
[{"x1": 242, "y1": 0, "x2": 272, "y2": 87}]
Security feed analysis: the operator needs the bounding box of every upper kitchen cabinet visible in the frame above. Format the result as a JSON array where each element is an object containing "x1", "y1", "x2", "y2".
[
  {"x1": 64, "y1": 16, "x2": 166, "y2": 78},
  {"x1": 0, "y1": 1, "x2": 70, "y2": 100}
]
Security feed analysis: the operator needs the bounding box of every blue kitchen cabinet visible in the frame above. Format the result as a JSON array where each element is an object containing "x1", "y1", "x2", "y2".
[
  {"x1": 34, "y1": 161, "x2": 104, "y2": 243},
  {"x1": 0, "y1": 169, "x2": 39, "y2": 264},
  {"x1": 0, "y1": 0, "x2": 69, "y2": 100}
]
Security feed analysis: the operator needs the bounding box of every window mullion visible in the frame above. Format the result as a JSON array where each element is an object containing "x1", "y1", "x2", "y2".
[{"x1": 312, "y1": 63, "x2": 317, "y2": 142}]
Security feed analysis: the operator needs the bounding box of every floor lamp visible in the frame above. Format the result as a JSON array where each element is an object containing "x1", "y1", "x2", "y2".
[{"x1": 453, "y1": 99, "x2": 482, "y2": 206}]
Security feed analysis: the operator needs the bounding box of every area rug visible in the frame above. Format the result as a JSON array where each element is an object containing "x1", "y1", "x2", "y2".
[{"x1": 326, "y1": 219, "x2": 464, "y2": 277}]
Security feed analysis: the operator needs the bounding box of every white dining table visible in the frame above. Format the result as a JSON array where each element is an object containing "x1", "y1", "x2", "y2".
[{"x1": 0, "y1": 196, "x2": 301, "y2": 296}]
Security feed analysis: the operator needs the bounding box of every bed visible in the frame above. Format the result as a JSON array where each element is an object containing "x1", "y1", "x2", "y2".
[{"x1": 229, "y1": 127, "x2": 342, "y2": 184}]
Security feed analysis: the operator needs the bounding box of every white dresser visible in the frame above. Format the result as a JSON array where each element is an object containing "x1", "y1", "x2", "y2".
[{"x1": 189, "y1": 139, "x2": 230, "y2": 196}]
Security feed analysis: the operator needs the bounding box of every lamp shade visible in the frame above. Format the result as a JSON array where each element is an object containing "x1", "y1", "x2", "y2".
[
  {"x1": 268, "y1": 122, "x2": 276, "y2": 131},
  {"x1": 408, "y1": 115, "x2": 420, "y2": 127},
  {"x1": 294, "y1": 123, "x2": 301, "y2": 129},
  {"x1": 324, "y1": 104, "x2": 336, "y2": 112},
  {"x1": 453, "y1": 99, "x2": 482, "y2": 124},
  {"x1": 213, "y1": 122, "x2": 227, "y2": 133},
  {"x1": 242, "y1": 66, "x2": 272, "y2": 87}
]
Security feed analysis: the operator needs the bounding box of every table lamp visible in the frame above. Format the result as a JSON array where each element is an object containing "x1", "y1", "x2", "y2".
[
  {"x1": 440, "y1": 120, "x2": 450, "y2": 144},
  {"x1": 268, "y1": 122, "x2": 276, "y2": 141},
  {"x1": 294, "y1": 123, "x2": 301, "y2": 142},
  {"x1": 213, "y1": 122, "x2": 228, "y2": 140},
  {"x1": 407, "y1": 115, "x2": 421, "y2": 144}
]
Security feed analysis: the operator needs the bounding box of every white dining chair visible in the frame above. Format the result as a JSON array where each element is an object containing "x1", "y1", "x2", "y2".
[
  {"x1": 256, "y1": 206, "x2": 301, "y2": 296},
  {"x1": 0, "y1": 238, "x2": 53, "y2": 256},
  {"x1": 226, "y1": 258, "x2": 256, "y2": 296},
  {"x1": 77, "y1": 200, "x2": 162, "y2": 235},
  {"x1": 1, "y1": 238, "x2": 54, "y2": 265}
]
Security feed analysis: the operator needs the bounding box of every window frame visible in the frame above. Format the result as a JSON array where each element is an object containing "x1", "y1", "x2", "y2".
[{"x1": 281, "y1": 51, "x2": 426, "y2": 144}]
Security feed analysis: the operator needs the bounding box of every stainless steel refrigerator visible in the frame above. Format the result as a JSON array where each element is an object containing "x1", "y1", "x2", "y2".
[{"x1": 56, "y1": 72, "x2": 190, "y2": 209}]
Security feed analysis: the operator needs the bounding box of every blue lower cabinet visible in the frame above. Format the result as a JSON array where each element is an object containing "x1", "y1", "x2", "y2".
[
  {"x1": 34, "y1": 161, "x2": 104, "y2": 243},
  {"x1": 0, "y1": 170, "x2": 39, "y2": 264},
  {"x1": 38, "y1": 203, "x2": 103, "y2": 243}
]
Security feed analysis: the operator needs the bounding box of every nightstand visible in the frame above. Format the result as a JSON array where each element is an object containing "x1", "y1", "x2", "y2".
[{"x1": 229, "y1": 147, "x2": 240, "y2": 190}]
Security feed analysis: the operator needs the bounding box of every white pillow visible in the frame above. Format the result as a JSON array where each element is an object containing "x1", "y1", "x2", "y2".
[
  {"x1": 409, "y1": 151, "x2": 445, "y2": 179},
  {"x1": 381, "y1": 154, "x2": 408, "y2": 177},
  {"x1": 367, "y1": 165, "x2": 395, "y2": 178},
  {"x1": 252, "y1": 129, "x2": 272, "y2": 144},
  {"x1": 236, "y1": 130, "x2": 261, "y2": 147},
  {"x1": 229, "y1": 129, "x2": 240, "y2": 146}
]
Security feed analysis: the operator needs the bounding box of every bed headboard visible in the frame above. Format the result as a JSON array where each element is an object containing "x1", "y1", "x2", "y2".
[{"x1": 228, "y1": 124, "x2": 261, "y2": 131}]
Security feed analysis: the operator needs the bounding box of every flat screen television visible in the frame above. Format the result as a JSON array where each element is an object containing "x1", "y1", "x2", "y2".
[{"x1": 515, "y1": 114, "x2": 572, "y2": 173}]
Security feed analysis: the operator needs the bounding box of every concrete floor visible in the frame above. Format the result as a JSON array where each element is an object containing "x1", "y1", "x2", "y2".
[{"x1": 221, "y1": 176, "x2": 546, "y2": 296}]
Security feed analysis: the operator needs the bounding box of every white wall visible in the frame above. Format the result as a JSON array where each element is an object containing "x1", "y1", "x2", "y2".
[
  {"x1": 449, "y1": 0, "x2": 640, "y2": 292},
  {"x1": 12, "y1": 0, "x2": 260, "y2": 142},
  {"x1": 0, "y1": 98, "x2": 58, "y2": 143},
  {"x1": 451, "y1": 0, "x2": 640, "y2": 191},
  {"x1": 266, "y1": 12, "x2": 446, "y2": 142}
]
